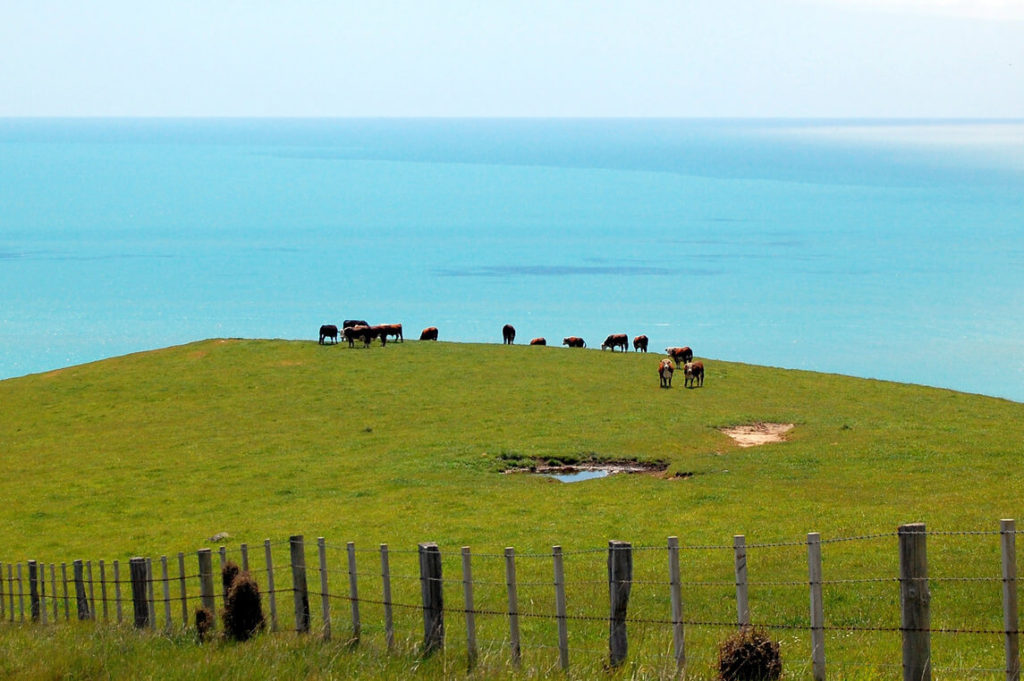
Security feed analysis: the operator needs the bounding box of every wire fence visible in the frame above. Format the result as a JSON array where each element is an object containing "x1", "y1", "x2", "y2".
[{"x1": 1, "y1": 520, "x2": 1021, "y2": 680}]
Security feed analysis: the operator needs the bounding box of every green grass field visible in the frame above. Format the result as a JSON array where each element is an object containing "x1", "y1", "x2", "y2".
[{"x1": 1, "y1": 338, "x2": 1022, "y2": 679}]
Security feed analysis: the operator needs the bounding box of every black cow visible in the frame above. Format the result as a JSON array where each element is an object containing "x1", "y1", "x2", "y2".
[
  {"x1": 502, "y1": 324, "x2": 516, "y2": 345},
  {"x1": 319, "y1": 324, "x2": 338, "y2": 345}
]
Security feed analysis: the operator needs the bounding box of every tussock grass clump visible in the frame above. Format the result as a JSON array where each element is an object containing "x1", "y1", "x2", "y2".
[
  {"x1": 195, "y1": 606, "x2": 214, "y2": 643},
  {"x1": 717, "y1": 626, "x2": 782, "y2": 681},
  {"x1": 222, "y1": 565, "x2": 266, "y2": 642}
]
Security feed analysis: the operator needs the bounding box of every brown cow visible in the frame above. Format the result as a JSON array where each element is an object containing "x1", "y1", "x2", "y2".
[
  {"x1": 658, "y1": 358, "x2": 675, "y2": 388},
  {"x1": 601, "y1": 333, "x2": 629, "y2": 352},
  {"x1": 529, "y1": 337, "x2": 546, "y2": 346},
  {"x1": 502, "y1": 324, "x2": 516, "y2": 345},
  {"x1": 420, "y1": 326, "x2": 439, "y2": 341},
  {"x1": 370, "y1": 325, "x2": 389, "y2": 347},
  {"x1": 684, "y1": 361, "x2": 704, "y2": 388},
  {"x1": 380, "y1": 323, "x2": 403, "y2": 343},
  {"x1": 562, "y1": 336, "x2": 586, "y2": 348},
  {"x1": 633, "y1": 335, "x2": 649, "y2": 352},
  {"x1": 344, "y1": 325, "x2": 373, "y2": 348},
  {"x1": 665, "y1": 346, "x2": 693, "y2": 367},
  {"x1": 319, "y1": 324, "x2": 338, "y2": 345}
]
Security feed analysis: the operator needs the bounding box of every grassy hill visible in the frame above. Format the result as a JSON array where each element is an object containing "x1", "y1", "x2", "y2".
[{"x1": 1, "y1": 338, "x2": 1022, "y2": 679}]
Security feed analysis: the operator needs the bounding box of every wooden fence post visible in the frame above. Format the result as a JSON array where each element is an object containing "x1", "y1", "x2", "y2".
[
  {"x1": 198, "y1": 548, "x2": 216, "y2": 625},
  {"x1": 113, "y1": 560, "x2": 123, "y2": 624},
  {"x1": 73, "y1": 560, "x2": 90, "y2": 620},
  {"x1": 461, "y1": 547, "x2": 477, "y2": 668},
  {"x1": 7, "y1": 564, "x2": 14, "y2": 622},
  {"x1": 505, "y1": 547, "x2": 522, "y2": 669},
  {"x1": 553, "y1": 545, "x2": 570, "y2": 671},
  {"x1": 60, "y1": 563, "x2": 68, "y2": 621},
  {"x1": 418, "y1": 542, "x2": 444, "y2": 656},
  {"x1": 608, "y1": 540, "x2": 633, "y2": 668},
  {"x1": 291, "y1": 535, "x2": 310, "y2": 633},
  {"x1": 899, "y1": 522, "x2": 931, "y2": 681},
  {"x1": 381, "y1": 544, "x2": 394, "y2": 650},
  {"x1": 1002, "y1": 519, "x2": 1020, "y2": 681},
  {"x1": 264, "y1": 540, "x2": 278, "y2": 632},
  {"x1": 0, "y1": 561, "x2": 4, "y2": 620},
  {"x1": 734, "y1": 535, "x2": 750, "y2": 627},
  {"x1": 219, "y1": 546, "x2": 228, "y2": 608},
  {"x1": 668, "y1": 536, "x2": 685, "y2": 675},
  {"x1": 99, "y1": 560, "x2": 108, "y2": 623},
  {"x1": 145, "y1": 558, "x2": 155, "y2": 630},
  {"x1": 39, "y1": 561, "x2": 47, "y2": 625},
  {"x1": 49, "y1": 564, "x2": 58, "y2": 622},
  {"x1": 316, "y1": 537, "x2": 330, "y2": 641},
  {"x1": 28, "y1": 560, "x2": 40, "y2": 622},
  {"x1": 177, "y1": 553, "x2": 187, "y2": 628},
  {"x1": 160, "y1": 556, "x2": 171, "y2": 631},
  {"x1": 87, "y1": 560, "x2": 96, "y2": 619},
  {"x1": 347, "y1": 542, "x2": 360, "y2": 643},
  {"x1": 240, "y1": 543, "x2": 249, "y2": 573},
  {"x1": 808, "y1": 532, "x2": 826, "y2": 681},
  {"x1": 130, "y1": 557, "x2": 150, "y2": 628}
]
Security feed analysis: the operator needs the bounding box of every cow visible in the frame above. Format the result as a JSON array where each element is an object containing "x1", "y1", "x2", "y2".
[
  {"x1": 666, "y1": 346, "x2": 693, "y2": 368},
  {"x1": 318, "y1": 324, "x2": 338, "y2": 345},
  {"x1": 380, "y1": 323, "x2": 403, "y2": 343},
  {"x1": 420, "y1": 326, "x2": 439, "y2": 341},
  {"x1": 370, "y1": 325, "x2": 389, "y2": 347},
  {"x1": 659, "y1": 358, "x2": 675, "y2": 388},
  {"x1": 562, "y1": 336, "x2": 586, "y2": 348},
  {"x1": 343, "y1": 320, "x2": 369, "y2": 330},
  {"x1": 343, "y1": 325, "x2": 373, "y2": 348},
  {"x1": 601, "y1": 333, "x2": 629, "y2": 352},
  {"x1": 502, "y1": 324, "x2": 516, "y2": 345},
  {"x1": 633, "y1": 335, "x2": 649, "y2": 353},
  {"x1": 684, "y1": 361, "x2": 705, "y2": 388},
  {"x1": 529, "y1": 337, "x2": 546, "y2": 346}
]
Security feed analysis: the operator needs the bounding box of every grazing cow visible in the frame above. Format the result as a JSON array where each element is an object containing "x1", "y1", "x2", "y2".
[
  {"x1": 665, "y1": 346, "x2": 693, "y2": 368},
  {"x1": 420, "y1": 326, "x2": 439, "y2": 341},
  {"x1": 684, "y1": 361, "x2": 705, "y2": 388},
  {"x1": 343, "y1": 320, "x2": 369, "y2": 330},
  {"x1": 530, "y1": 337, "x2": 546, "y2": 346},
  {"x1": 344, "y1": 325, "x2": 373, "y2": 348},
  {"x1": 562, "y1": 336, "x2": 586, "y2": 348},
  {"x1": 502, "y1": 324, "x2": 516, "y2": 345},
  {"x1": 601, "y1": 333, "x2": 629, "y2": 352},
  {"x1": 633, "y1": 335, "x2": 649, "y2": 353},
  {"x1": 370, "y1": 325, "x2": 389, "y2": 347},
  {"x1": 659, "y1": 358, "x2": 675, "y2": 388},
  {"x1": 380, "y1": 323, "x2": 403, "y2": 343},
  {"x1": 318, "y1": 324, "x2": 338, "y2": 345}
]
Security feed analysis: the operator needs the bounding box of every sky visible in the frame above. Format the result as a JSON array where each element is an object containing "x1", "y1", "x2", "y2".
[{"x1": 1, "y1": 0, "x2": 1022, "y2": 118}]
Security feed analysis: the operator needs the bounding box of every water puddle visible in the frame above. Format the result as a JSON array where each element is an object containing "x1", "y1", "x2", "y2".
[{"x1": 504, "y1": 459, "x2": 668, "y2": 483}]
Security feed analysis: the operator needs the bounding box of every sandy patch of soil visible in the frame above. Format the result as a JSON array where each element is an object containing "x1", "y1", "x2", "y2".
[{"x1": 720, "y1": 423, "x2": 794, "y2": 447}]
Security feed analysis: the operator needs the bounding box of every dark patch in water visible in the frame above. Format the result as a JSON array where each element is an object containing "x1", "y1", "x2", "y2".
[{"x1": 437, "y1": 265, "x2": 719, "y2": 277}]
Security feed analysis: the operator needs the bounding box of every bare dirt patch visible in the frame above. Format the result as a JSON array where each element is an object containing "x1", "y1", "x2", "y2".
[{"x1": 720, "y1": 423, "x2": 794, "y2": 447}]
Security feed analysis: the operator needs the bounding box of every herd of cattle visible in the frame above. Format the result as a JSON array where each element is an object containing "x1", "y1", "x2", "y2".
[{"x1": 318, "y1": 322, "x2": 704, "y2": 388}]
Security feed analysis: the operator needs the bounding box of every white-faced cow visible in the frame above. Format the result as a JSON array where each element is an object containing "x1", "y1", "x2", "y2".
[
  {"x1": 684, "y1": 361, "x2": 705, "y2": 388},
  {"x1": 601, "y1": 333, "x2": 629, "y2": 352},
  {"x1": 659, "y1": 358, "x2": 675, "y2": 388},
  {"x1": 665, "y1": 346, "x2": 693, "y2": 368},
  {"x1": 319, "y1": 324, "x2": 338, "y2": 345}
]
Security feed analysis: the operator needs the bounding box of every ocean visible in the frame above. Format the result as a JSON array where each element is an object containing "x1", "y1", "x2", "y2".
[{"x1": 1, "y1": 118, "x2": 1022, "y2": 401}]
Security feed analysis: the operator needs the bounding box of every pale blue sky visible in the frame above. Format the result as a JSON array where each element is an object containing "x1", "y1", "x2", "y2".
[{"x1": 1, "y1": 0, "x2": 1022, "y2": 117}]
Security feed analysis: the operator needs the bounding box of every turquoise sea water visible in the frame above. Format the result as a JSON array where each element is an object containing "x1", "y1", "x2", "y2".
[{"x1": 1, "y1": 119, "x2": 1022, "y2": 401}]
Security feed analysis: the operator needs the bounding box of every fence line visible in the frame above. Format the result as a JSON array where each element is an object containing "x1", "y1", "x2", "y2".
[{"x1": 3, "y1": 520, "x2": 1021, "y2": 681}]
